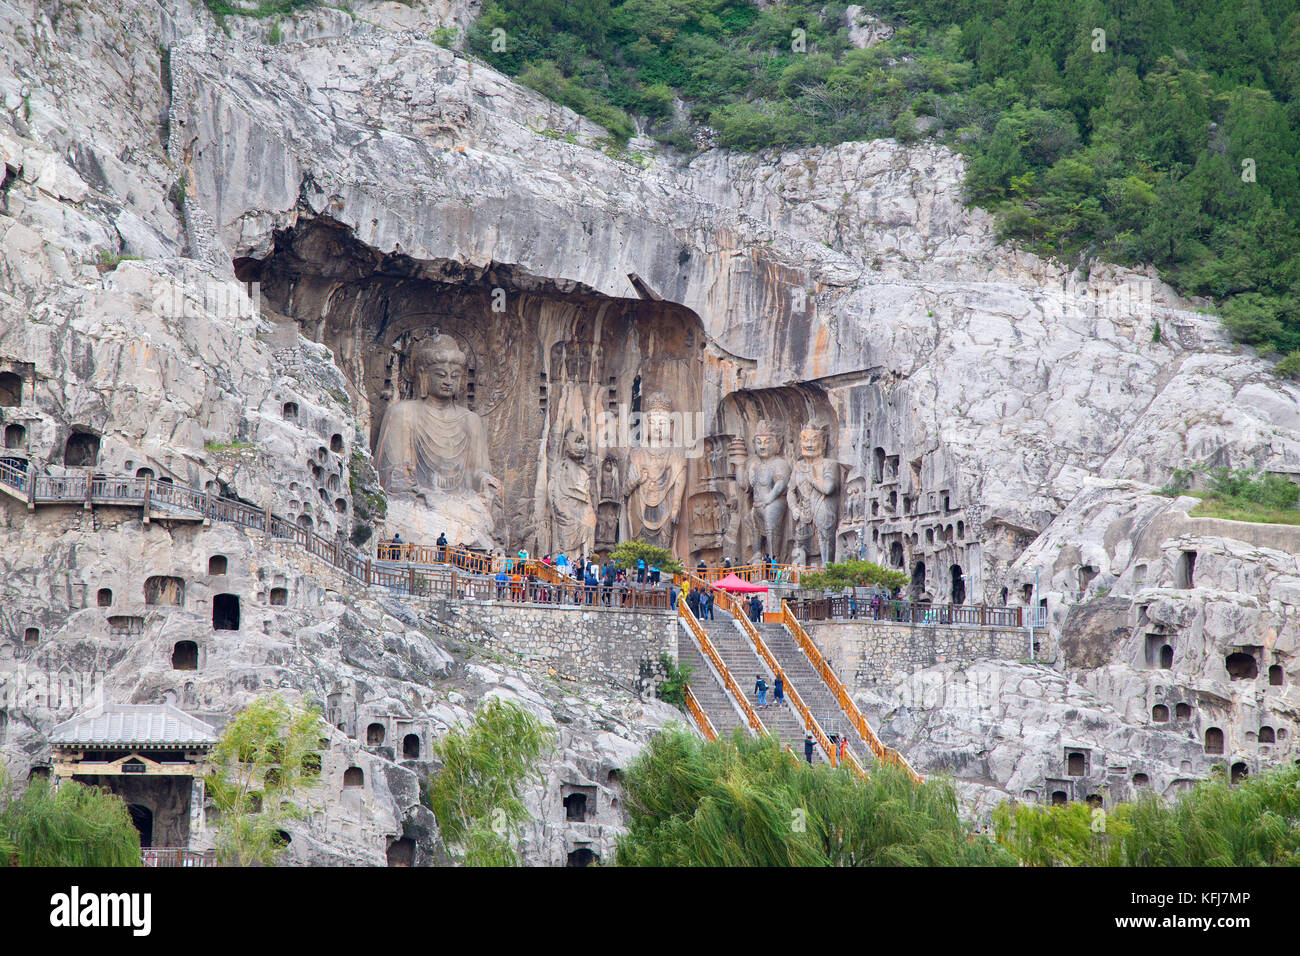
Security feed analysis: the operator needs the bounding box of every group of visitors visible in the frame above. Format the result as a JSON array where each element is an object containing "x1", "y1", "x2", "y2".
[
  {"x1": 753, "y1": 672, "x2": 784, "y2": 708},
  {"x1": 685, "y1": 585, "x2": 714, "y2": 620}
]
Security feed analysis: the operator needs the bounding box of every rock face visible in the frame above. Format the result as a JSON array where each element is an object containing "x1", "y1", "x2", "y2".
[{"x1": 2, "y1": 0, "x2": 1300, "y2": 853}]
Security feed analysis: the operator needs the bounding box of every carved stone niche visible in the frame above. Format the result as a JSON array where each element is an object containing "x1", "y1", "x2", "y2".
[
  {"x1": 710, "y1": 385, "x2": 841, "y2": 565},
  {"x1": 243, "y1": 217, "x2": 708, "y2": 556}
]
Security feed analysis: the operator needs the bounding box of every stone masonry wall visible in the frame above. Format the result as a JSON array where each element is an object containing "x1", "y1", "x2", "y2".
[
  {"x1": 805, "y1": 619, "x2": 1053, "y2": 690},
  {"x1": 437, "y1": 601, "x2": 677, "y2": 695}
]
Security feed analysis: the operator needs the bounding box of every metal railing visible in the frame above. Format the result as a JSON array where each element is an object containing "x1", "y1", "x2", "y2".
[
  {"x1": 679, "y1": 598, "x2": 767, "y2": 737},
  {"x1": 683, "y1": 686, "x2": 718, "y2": 741},
  {"x1": 141, "y1": 847, "x2": 217, "y2": 867},
  {"x1": 781, "y1": 600, "x2": 923, "y2": 784},
  {"x1": 0, "y1": 461, "x2": 673, "y2": 610},
  {"x1": 788, "y1": 595, "x2": 1027, "y2": 629}
]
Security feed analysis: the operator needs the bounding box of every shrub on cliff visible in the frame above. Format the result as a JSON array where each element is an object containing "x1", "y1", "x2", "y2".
[{"x1": 0, "y1": 765, "x2": 141, "y2": 867}]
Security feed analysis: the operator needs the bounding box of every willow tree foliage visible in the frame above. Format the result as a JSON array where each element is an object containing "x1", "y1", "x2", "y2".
[
  {"x1": 206, "y1": 695, "x2": 324, "y2": 867},
  {"x1": 0, "y1": 764, "x2": 140, "y2": 867},
  {"x1": 425, "y1": 698, "x2": 556, "y2": 866},
  {"x1": 993, "y1": 762, "x2": 1300, "y2": 866},
  {"x1": 615, "y1": 728, "x2": 1011, "y2": 866}
]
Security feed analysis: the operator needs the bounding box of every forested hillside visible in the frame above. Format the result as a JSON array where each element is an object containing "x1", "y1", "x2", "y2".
[{"x1": 468, "y1": 0, "x2": 1300, "y2": 365}]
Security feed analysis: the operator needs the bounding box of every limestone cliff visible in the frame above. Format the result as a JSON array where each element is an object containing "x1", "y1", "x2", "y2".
[{"x1": 2, "y1": 0, "x2": 1299, "y2": 855}]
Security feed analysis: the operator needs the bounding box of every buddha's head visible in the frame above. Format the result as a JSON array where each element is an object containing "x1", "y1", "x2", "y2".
[
  {"x1": 644, "y1": 393, "x2": 674, "y2": 448},
  {"x1": 412, "y1": 334, "x2": 467, "y2": 401}
]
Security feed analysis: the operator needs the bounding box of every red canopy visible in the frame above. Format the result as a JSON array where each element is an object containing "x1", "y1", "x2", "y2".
[{"x1": 711, "y1": 573, "x2": 768, "y2": 593}]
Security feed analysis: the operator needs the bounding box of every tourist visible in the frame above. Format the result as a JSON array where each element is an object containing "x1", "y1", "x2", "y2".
[
  {"x1": 688, "y1": 588, "x2": 701, "y2": 617},
  {"x1": 390, "y1": 531, "x2": 403, "y2": 562},
  {"x1": 636, "y1": 557, "x2": 646, "y2": 583},
  {"x1": 696, "y1": 559, "x2": 707, "y2": 576},
  {"x1": 804, "y1": 733, "x2": 815, "y2": 764},
  {"x1": 669, "y1": 585, "x2": 679, "y2": 609},
  {"x1": 495, "y1": 567, "x2": 508, "y2": 600},
  {"x1": 556, "y1": 552, "x2": 568, "y2": 573},
  {"x1": 838, "y1": 736, "x2": 848, "y2": 764},
  {"x1": 584, "y1": 568, "x2": 598, "y2": 605},
  {"x1": 649, "y1": 563, "x2": 660, "y2": 585},
  {"x1": 773, "y1": 673, "x2": 784, "y2": 705},
  {"x1": 723, "y1": 558, "x2": 731, "y2": 570},
  {"x1": 701, "y1": 588, "x2": 714, "y2": 621},
  {"x1": 755, "y1": 674, "x2": 767, "y2": 707},
  {"x1": 436, "y1": 531, "x2": 448, "y2": 563}
]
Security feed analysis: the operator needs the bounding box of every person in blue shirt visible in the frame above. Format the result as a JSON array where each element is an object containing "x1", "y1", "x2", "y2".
[
  {"x1": 636, "y1": 557, "x2": 646, "y2": 583},
  {"x1": 584, "y1": 568, "x2": 598, "y2": 605},
  {"x1": 495, "y1": 568, "x2": 508, "y2": 600},
  {"x1": 556, "y1": 552, "x2": 568, "y2": 572}
]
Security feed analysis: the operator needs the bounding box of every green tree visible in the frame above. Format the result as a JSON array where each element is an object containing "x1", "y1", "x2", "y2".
[
  {"x1": 800, "y1": 558, "x2": 909, "y2": 592},
  {"x1": 206, "y1": 695, "x2": 324, "y2": 867},
  {"x1": 616, "y1": 728, "x2": 1011, "y2": 866},
  {"x1": 609, "y1": 539, "x2": 683, "y2": 575},
  {"x1": 425, "y1": 698, "x2": 556, "y2": 866},
  {"x1": 0, "y1": 764, "x2": 141, "y2": 867}
]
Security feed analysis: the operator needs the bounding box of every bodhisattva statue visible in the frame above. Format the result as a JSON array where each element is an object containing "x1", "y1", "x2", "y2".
[
  {"x1": 623, "y1": 392, "x2": 687, "y2": 552},
  {"x1": 739, "y1": 420, "x2": 791, "y2": 565},
  {"x1": 787, "y1": 420, "x2": 839, "y2": 566},
  {"x1": 375, "y1": 334, "x2": 500, "y2": 502},
  {"x1": 546, "y1": 427, "x2": 597, "y2": 557}
]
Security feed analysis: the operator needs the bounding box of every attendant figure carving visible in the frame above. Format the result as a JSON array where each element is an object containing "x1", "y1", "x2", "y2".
[
  {"x1": 787, "y1": 420, "x2": 839, "y2": 566},
  {"x1": 740, "y1": 421, "x2": 791, "y2": 564}
]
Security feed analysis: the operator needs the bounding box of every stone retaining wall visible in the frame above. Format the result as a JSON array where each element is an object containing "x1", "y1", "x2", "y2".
[{"x1": 805, "y1": 619, "x2": 1054, "y2": 690}]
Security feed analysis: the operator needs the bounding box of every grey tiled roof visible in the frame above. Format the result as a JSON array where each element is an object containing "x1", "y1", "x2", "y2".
[{"x1": 50, "y1": 703, "x2": 218, "y2": 748}]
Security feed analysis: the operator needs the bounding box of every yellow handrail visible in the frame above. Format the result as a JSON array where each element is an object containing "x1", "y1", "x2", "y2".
[
  {"x1": 679, "y1": 599, "x2": 768, "y2": 737},
  {"x1": 686, "y1": 573, "x2": 858, "y2": 776},
  {"x1": 781, "y1": 599, "x2": 922, "y2": 784},
  {"x1": 683, "y1": 686, "x2": 718, "y2": 741}
]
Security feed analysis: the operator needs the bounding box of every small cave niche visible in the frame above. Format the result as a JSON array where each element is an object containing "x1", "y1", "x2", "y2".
[
  {"x1": 108, "y1": 615, "x2": 144, "y2": 635},
  {"x1": 950, "y1": 564, "x2": 966, "y2": 604},
  {"x1": 1085, "y1": 794, "x2": 1103, "y2": 808},
  {"x1": 564, "y1": 792, "x2": 588, "y2": 822},
  {"x1": 1159, "y1": 645, "x2": 1173, "y2": 669},
  {"x1": 1078, "y1": 565, "x2": 1097, "y2": 590},
  {"x1": 910, "y1": 561, "x2": 926, "y2": 599},
  {"x1": 1259, "y1": 726, "x2": 1275, "y2": 744},
  {"x1": 316, "y1": 446, "x2": 328, "y2": 464},
  {"x1": 269, "y1": 587, "x2": 288, "y2": 606},
  {"x1": 0, "y1": 371, "x2": 22, "y2": 406},
  {"x1": 1230, "y1": 762, "x2": 1248, "y2": 784},
  {"x1": 402, "y1": 734, "x2": 420, "y2": 759},
  {"x1": 343, "y1": 766, "x2": 364, "y2": 788},
  {"x1": 387, "y1": 837, "x2": 415, "y2": 867},
  {"x1": 889, "y1": 541, "x2": 904, "y2": 568},
  {"x1": 567, "y1": 848, "x2": 598, "y2": 867},
  {"x1": 1050, "y1": 790, "x2": 1068, "y2": 806},
  {"x1": 1021, "y1": 583, "x2": 1033, "y2": 604},
  {"x1": 1225, "y1": 652, "x2": 1258, "y2": 680},
  {"x1": 282, "y1": 401, "x2": 299, "y2": 422},
  {"x1": 23, "y1": 627, "x2": 39, "y2": 646},
  {"x1": 209, "y1": 554, "x2": 228, "y2": 575},
  {"x1": 331, "y1": 433, "x2": 344, "y2": 453},
  {"x1": 3, "y1": 423, "x2": 24, "y2": 449},
  {"x1": 297, "y1": 514, "x2": 313, "y2": 531},
  {"x1": 1132, "y1": 773, "x2": 1150, "y2": 788},
  {"x1": 1176, "y1": 550, "x2": 1196, "y2": 589},
  {"x1": 1175, "y1": 702, "x2": 1192, "y2": 720},
  {"x1": 213, "y1": 593, "x2": 240, "y2": 630},
  {"x1": 1066, "y1": 750, "x2": 1087, "y2": 776},
  {"x1": 1269, "y1": 664, "x2": 1284, "y2": 686},
  {"x1": 97, "y1": 587, "x2": 113, "y2": 607},
  {"x1": 135, "y1": 467, "x2": 154, "y2": 480},
  {"x1": 144, "y1": 575, "x2": 185, "y2": 606},
  {"x1": 1021, "y1": 789, "x2": 1038, "y2": 803},
  {"x1": 1204, "y1": 727, "x2": 1225, "y2": 755},
  {"x1": 63, "y1": 429, "x2": 100, "y2": 467},
  {"x1": 171, "y1": 640, "x2": 198, "y2": 670},
  {"x1": 1152, "y1": 704, "x2": 1169, "y2": 723},
  {"x1": 366, "y1": 723, "x2": 385, "y2": 746}
]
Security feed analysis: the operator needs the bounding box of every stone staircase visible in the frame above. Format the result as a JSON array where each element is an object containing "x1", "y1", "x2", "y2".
[
  {"x1": 677, "y1": 630, "x2": 750, "y2": 740},
  {"x1": 694, "y1": 611, "x2": 828, "y2": 763},
  {"x1": 753, "y1": 621, "x2": 870, "y2": 758}
]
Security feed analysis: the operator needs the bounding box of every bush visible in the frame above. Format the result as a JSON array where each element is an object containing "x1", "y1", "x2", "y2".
[
  {"x1": 654, "y1": 653, "x2": 691, "y2": 706},
  {"x1": 616, "y1": 728, "x2": 1011, "y2": 866},
  {"x1": 0, "y1": 766, "x2": 140, "y2": 867},
  {"x1": 609, "y1": 539, "x2": 683, "y2": 575}
]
